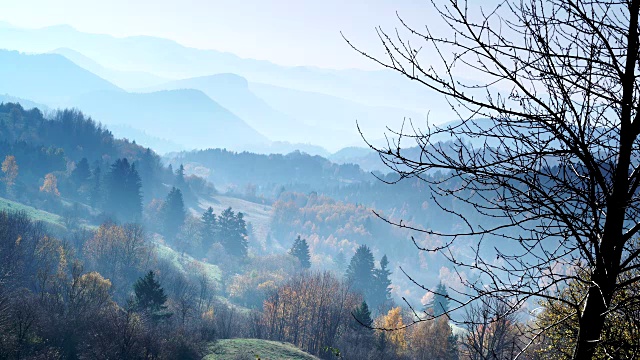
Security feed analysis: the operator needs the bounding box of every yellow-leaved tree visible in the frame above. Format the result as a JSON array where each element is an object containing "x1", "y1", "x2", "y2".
[
  {"x1": 40, "y1": 173, "x2": 60, "y2": 196},
  {"x1": 534, "y1": 267, "x2": 640, "y2": 359},
  {"x1": 375, "y1": 307, "x2": 407, "y2": 356},
  {"x1": 1, "y1": 155, "x2": 18, "y2": 193},
  {"x1": 409, "y1": 316, "x2": 457, "y2": 360}
]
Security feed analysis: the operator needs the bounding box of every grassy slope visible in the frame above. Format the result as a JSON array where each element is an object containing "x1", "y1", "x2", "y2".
[
  {"x1": 153, "y1": 241, "x2": 222, "y2": 284},
  {"x1": 0, "y1": 196, "x2": 66, "y2": 230},
  {"x1": 196, "y1": 195, "x2": 272, "y2": 245},
  {"x1": 204, "y1": 339, "x2": 319, "y2": 360}
]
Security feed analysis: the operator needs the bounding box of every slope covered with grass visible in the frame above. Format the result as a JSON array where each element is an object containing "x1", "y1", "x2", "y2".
[
  {"x1": 204, "y1": 339, "x2": 319, "y2": 360},
  {"x1": 0, "y1": 196, "x2": 64, "y2": 229}
]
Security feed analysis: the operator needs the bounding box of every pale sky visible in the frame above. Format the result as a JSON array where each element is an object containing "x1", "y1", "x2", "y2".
[{"x1": 0, "y1": 0, "x2": 481, "y2": 70}]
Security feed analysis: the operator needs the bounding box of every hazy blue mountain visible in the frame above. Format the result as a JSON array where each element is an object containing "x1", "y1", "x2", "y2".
[
  {"x1": 0, "y1": 49, "x2": 269, "y2": 151},
  {"x1": 249, "y1": 82, "x2": 426, "y2": 149},
  {"x1": 141, "y1": 73, "x2": 317, "y2": 142},
  {"x1": 71, "y1": 89, "x2": 269, "y2": 151},
  {"x1": 0, "y1": 94, "x2": 49, "y2": 112},
  {"x1": 51, "y1": 47, "x2": 169, "y2": 89},
  {"x1": 0, "y1": 50, "x2": 122, "y2": 105},
  {"x1": 107, "y1": 124, "x2": 186, "y2": 154},
  {"x1": 243, "y1": 141, "x2": 331, "y2": 157},
  {"x1": 0, "y1": 24, "x2": 452, "y2": 120},
  {"x1": 330, "y1": 147, "x2": 374, "y2": 163}
]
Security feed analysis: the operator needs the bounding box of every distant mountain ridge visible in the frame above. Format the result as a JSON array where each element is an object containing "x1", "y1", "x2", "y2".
[
  {"x1": 0, "y1": 50, "x2": 122, "y2": 105},
  {"x1": 72, "y1": 88, "x2": 269, "y2": 151},
  {"x1": 0, "y1": 23, "x2": 451, "y2": 119},
  {"x1": 50, "y1": 47, "x2": 168, "y2": 89},
  {"x1": 0, "y1": 50, "x2": 270, "y2": 152}
]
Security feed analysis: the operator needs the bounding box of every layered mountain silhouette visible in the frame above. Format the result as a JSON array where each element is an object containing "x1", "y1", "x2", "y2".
[
  {"x1": 0, "y1": 50, "x2": 268, "y2": 151},
  {"x1": 0, "y1": 23, "x2": 454, "y2": 152},
  {"x1": 0, "y1": 50, "x2": 121, "y2": 105},
  {"x1": 0, "y1": 23, "x2": 445, "y2": 115}
]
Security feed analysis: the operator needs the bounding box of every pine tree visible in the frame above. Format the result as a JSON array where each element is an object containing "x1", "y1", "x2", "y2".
[
  {"x1": 134, "y1": 270, "x2": 171, "y2": 320},
  {"x1": 232, "y1": 211, "x2": 249, "y2": 258},
  {"x1": 137, "y1": 148, "x2": 158, "y2": 199},
  {"x1": 162, "y1": 187, "x2": 185, "y2": 241},
  {"x1": 89, "y1": 164, "x2": 101, "y2": 207},
  {"x1": 200, "y1": 206, "x2": 217, "y2": 250},
  {"x1": 175, "y1": 164, "x2": 186, "y2": 191},
  {"x1": 127, "y1": 163, "x2": 143, "y2": 220},
  {"x1": 372, "y1": 254, "x2": 393, "y2": 312},
  {"x1": 346, "y1": 244, "x2": 376, "y2": 301},
  {"x1": 71, "y1": 158, "x2": 91, "y2": 185},
  {"x1": 289, "y1": 235, "x2": 311, "y2": 269},
  {"x1": 427, "y1": 282, "x2": 451, "y2": 317},
  {"x1": 351, "y1": 301, "x2": 374, "y2": 331},
  {"x1": 105, "y1": 158, "x2": 142, "y2": 221},
  {"x1": 218, "y1": 207, "x2": 248, "y2": 257}
]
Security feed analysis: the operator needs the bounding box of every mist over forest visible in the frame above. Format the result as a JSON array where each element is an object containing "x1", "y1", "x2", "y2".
[{"x1": 1, "y1": 1, "x2": 639, "y2": 359}]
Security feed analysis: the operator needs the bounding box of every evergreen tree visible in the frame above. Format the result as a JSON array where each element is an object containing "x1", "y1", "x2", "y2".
[
  {"x1": 71, "y1": 157, "x2": 91, "y2": 185},
  {"x1": 427, "y1": 282, "x2": 451, "y2": 317},
  {"x1": 127, "y1": 163, "x2": 143, "y2": 220},
  {"x1": 175, "y1": 164, "x2": 186, "y2": 190},
  {"x1": 217, "y1": 207, "x2": 248, "y2": 257},
  {"x1": 104, "y1": 158, "x2": 142, "y2": 221},
  {"x1": 289, "y1": 235, "x2": 311, "y2": 269},
  {"x1": 372, "y1": 254, "x2": 393, "y2": 312},
  {"x1": 447, "y1": 333, "x2": 459, "y2": 360},
  {"x1": 200, "y1": 206, "x2": 217, "y2": 250},
  {"x1": 351, "y1": 301, "x2": 374, "y2": 331},
  {"x1": 162, "y1": 187, "x2": 185, "y2": 241},
  {"x1": 232, "y1": 211, "x2": 249, "y2": 258},
  {"x1": 346, "y1": 244, "x2": 376, "y2": 301},
  {"x1": 137, "y1": 148, "x2": 158, "y2": 199},
  {"x1": 134, "y1": 270, "x2": 171, "y2": 320},
  {"x1": 89, "y1": 164, "x2": 101, "y2": 207}
]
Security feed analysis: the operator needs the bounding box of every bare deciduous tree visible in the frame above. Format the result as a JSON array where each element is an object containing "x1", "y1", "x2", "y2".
[{"x1": 345, "y1": 0, "x2": 640, "y2": 358}]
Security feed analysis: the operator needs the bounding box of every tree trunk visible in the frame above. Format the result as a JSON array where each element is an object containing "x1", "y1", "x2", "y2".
[{"x1": 573, "y1": 282, "x2": 609, "y2": 359}]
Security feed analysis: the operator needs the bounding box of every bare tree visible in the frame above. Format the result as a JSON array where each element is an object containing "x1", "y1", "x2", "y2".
[
  {"x1": 345, "y1": 0, "x2": 640, "y2": 358},
  {"x1": 461, "y1": 298, "x2": 523, "y2": 360}
]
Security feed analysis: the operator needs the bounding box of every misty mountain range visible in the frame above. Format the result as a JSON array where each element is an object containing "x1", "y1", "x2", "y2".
[{"x1": 0, "y1": 22, "x2": 453, "y2": 156}]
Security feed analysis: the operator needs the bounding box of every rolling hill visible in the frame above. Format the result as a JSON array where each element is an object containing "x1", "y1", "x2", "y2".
[
  {"x1": 0, "y1": 23, "x2": 452, "y2": 119},
  {"x1": 0, "y1": 49, "x2": 122, "y2": 105},
  {"x1": 204, "y1": 339, "x2": 319, "y2": 360},
  {"x1": 71, "y1": 89, "x2": 269, "y2": 151},
  {"x1": 0, "y1": 50, "x2": 271, "y2": 151},
  {"x1": 141, "y1": 73, "x2": 309, "y2": 142},
  {"x1": 51, "y1": 47, "x2": 169, "y2": 89}
]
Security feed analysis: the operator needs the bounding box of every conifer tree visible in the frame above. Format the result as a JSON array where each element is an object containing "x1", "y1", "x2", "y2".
[
  {"x1": 218, "y1": 207, "x2": 248, "y2": 257},
  {"x1": 137, "y1": 148, "x2": 158, "y2": 199},
  {"x1": 200, "y1": 206, "x2": 217, "y2": 250},
  {"x1": 346, "y1": 244, "x2": 375, "y2": 301},
  {"x1": 351, "y1": 301, "x2": 374, "y2": 331},
  {"x1": 289, "y1": 235, "x2": 311, "y2": 269},
  {"x1": 72, "y1": 158, "x2": 91, "y2": 185},
  {"x1": 89, "y1": 164, "x2": 101, "y2": 207},
  {"x1": 162, "y1": 187, "x2": 185, "y2": 241},
  {"x1": 372, "y1": 254, "x2": 393, "y2": 312},
  {"x1": 232, "y1": 211, "x2": 249, "y2": 258},
  {"x1": 105, "y1": 158, "x2": 142, "y2": 221},
  {"x1": 426, "y1": 282, "x2": 450, "y2": 317},
  {"x1": 175, "y1": 164, "x2": 186, "y2": 191},
  {"x1": 134, "y1": 270, "x2": 171, "y2": 320}
]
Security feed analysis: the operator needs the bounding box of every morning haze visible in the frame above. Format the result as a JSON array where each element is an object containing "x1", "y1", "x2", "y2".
[{"x1": 0, "y1": 1, "x2": 634, "y2": 359}]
